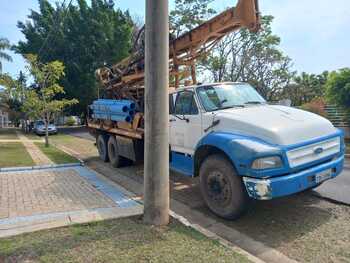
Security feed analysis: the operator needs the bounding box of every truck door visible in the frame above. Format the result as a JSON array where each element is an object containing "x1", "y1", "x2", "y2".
[{"x1": 169, "y1": 90, "x2": 202, "y2": 155}]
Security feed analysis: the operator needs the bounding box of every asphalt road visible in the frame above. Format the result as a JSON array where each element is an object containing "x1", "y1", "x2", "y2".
[
  {"x1": 60, "y1": 126, "x2": 350, "y2": 205},
  {"x1": 59, "y1": 126, "x2": 95, "y2": 141},
  {"x1": 313, "y1": 164, "x2": 350, "y2": 205}
]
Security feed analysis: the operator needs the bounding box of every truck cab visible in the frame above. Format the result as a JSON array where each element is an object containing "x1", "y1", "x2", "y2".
[{"x1": 169, "y1": 82, "x2": 345, "y2": 219}]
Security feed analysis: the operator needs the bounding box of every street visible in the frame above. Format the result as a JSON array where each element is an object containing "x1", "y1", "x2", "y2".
[{"x1": 60, "y1": 127, "x2": 350, "y2": 206}]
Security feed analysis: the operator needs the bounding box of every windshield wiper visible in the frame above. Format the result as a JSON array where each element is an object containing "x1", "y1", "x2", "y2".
[
  {"x1": 245, "y1": 101, "x2": 265, "y2": 105},
  {"x1": 212, "y1": 105, "x2": 245, "y2": 111}
]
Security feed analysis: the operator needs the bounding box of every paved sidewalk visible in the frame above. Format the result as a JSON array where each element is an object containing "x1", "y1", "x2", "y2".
[
  {"x1": 0, "y1": 166, "x2": 142, "y2": 238},
  {"x1": 16, "y1": 132, "x2": 53, "y2": 165}
]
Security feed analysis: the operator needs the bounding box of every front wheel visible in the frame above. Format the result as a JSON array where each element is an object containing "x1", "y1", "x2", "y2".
[{"x1": 199, "y1": 154, "x2": 250, "y2": 220}]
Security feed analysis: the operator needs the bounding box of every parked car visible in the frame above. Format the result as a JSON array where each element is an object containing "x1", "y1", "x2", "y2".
[{"x1": 33, "y1": 121, "x2": 57, "y2": 135}]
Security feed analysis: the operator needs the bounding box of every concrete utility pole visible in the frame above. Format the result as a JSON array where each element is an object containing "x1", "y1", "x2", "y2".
[{"x1": 143, "y1": 0, "x2": 170, "y2": 226}]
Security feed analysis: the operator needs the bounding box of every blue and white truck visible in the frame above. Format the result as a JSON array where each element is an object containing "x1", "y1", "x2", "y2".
[{"x1": 88, "y1": 82, "x2": 345, "y2": 219}]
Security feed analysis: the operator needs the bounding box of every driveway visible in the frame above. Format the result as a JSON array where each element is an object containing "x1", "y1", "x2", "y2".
[{"x1": 0, "y1": 166, "x2": 142, "y2": 238}]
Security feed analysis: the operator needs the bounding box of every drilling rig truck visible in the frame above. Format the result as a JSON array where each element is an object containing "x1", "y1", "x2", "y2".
[{"x1": 87, "y1": 0, "x2": 345, "y2": 219}]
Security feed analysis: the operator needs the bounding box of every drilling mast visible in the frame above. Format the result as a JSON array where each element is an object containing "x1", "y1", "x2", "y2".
[{"x1": 96, "y1": 0, "x2": 260, "y2": 98}]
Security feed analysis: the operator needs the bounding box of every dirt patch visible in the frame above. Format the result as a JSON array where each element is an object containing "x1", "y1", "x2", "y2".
[{"x1": 197, "y1": 193, "x2": 350, "y2": 263}]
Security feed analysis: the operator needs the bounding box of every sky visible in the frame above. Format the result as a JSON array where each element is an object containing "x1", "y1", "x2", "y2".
[{"x1": 0, "y1": 0, "x2": 349, "y2": 79}]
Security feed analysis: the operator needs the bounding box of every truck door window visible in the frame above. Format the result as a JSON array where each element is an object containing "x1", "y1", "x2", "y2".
[
  {"x1": 175, "y1": 91, "x2": 198, "y2": 115},
  {"x1": 169, "y1": 94, "x2": 175, "y2": 114}
]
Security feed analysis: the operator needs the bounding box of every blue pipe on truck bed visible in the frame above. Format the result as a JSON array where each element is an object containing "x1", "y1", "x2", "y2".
[{"x1": 90, "y1": 99, "x2": 136, "y2": 123}]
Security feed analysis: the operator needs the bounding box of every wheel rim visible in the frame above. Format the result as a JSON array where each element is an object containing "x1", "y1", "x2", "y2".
[{"x1": 206, "y1": 171, "x2": 232, "y2": 207}]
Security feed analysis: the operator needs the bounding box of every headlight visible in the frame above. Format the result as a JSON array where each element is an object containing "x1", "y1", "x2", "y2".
[{"x1": 252, "y1": 156, "x2": 282, "y2": 170}]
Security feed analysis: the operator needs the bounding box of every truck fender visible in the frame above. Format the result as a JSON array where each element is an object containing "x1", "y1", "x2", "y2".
[{"x1": 193, "y1": 132, "x2": 280, "y2": 177}]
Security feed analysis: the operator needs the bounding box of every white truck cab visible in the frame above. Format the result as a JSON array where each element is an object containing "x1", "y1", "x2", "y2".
[{"x1": 169, "y1": 82, "x2": 345, "y2": 219}]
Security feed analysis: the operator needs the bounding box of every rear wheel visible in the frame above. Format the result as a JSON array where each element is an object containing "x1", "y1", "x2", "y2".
[
  {"x1": 97, "y1": 134, "x2": 109, "y2": 162},
  {"x1": 107, "y1": 136, "x2": 127, "y2": 168},
  {"x1": 199, "y1": 154, "x2": 250, "y2": 220}
]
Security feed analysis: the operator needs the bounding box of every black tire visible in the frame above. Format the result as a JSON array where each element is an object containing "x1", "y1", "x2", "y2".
[
  {"x1": 107, "y1": 136, "x2": 125, "y2": 168},
  {"x1": 97, "y1": 134, "x2": 109, "y2": 162},
  {"x1": 199, "y1": 154, "x2": 250, "y2": 220}
]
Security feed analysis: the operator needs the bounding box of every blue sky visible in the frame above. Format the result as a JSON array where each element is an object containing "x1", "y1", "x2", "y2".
[{"x1": 0, "y1": 0, "x2": 349, "y2": 78}]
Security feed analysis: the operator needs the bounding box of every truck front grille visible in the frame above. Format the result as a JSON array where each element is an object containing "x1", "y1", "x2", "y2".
[{"x1": 286, "y1": 137, "x2": 340, "y2": 168}]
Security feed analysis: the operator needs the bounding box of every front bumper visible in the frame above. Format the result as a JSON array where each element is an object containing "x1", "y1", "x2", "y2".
[
  {"x1": 36, "y1": 130, "x2": 57, "y2": 135},
  {"x1": 243, "y1": 155, "x2": 344, "y2": 200}
]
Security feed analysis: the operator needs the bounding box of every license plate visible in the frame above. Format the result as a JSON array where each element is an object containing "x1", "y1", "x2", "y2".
[{"x1": 315, "y1": 169, "x2": 332, "y2": 184}]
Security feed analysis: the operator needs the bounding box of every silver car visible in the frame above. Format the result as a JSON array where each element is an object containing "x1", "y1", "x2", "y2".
[{"x1": 34, "y1": 121, "x2": 57, "y2": 135}]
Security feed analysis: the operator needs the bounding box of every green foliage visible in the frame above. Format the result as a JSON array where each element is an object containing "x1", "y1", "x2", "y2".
[
  {"x1": 325, "y1": 68, "x2": 350, "y2": 109},
  {"x1": 281, "y1": 71, "x2": 328, "y2": 106},
  {"x1": 15, "y1": 0, "x2": 133, "y2": 115},
  {"x1": 0, "y1": 37, "x2": 13, "y2": 73},
  {"x1": 0, "y1": 71, "x2": 27, "y2": 126},
  {"x1": 170, "y1": 0, "x2": 216, "y2": 37},
  {"x1": 23, "y1": 55, "x2": 78, "y2": 146},
  {"x1": 65, "y1": 116, "x2": 76, "y2": 126},
  {"x1": 201, "y1": 16, "x2": 294, "y2": 100}
]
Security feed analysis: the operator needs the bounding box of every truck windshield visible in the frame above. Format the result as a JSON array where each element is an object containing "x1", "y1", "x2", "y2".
[{"x1": 196, "y1": 83, "x2": 266, "y2": 112}]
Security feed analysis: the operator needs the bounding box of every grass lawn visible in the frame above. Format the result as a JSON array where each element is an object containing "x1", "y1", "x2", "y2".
[
  {"x1": 0, "y1": 128, "x2": 18, "y2": 140},
  {"x1": 35, "y1": 142, "x2": 79, "y2": 164},
  {"x1": 0, "y1": 217, "x2": 250, "y2": 263},
  {"x1": 50, "y1": 133, "x2": 98, "y2": 158},
  {"x1": 0, "y1": 143, "x2": 34, "y2": 167}
]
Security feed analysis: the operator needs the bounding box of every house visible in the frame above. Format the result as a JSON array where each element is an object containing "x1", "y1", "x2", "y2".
[{"x1": 0, "y1": 108, "x2": 9, "y2": 128}]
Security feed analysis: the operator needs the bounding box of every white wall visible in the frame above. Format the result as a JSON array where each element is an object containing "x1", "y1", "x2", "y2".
[{"x1": 0, "y1": 110, "x2": 9, "y2": 128}]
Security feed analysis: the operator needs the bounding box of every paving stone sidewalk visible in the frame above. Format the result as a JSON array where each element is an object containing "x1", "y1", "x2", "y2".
[
  {"x1": 0, "y1": 166, "x2": 142, "y2": 238},
  {"x1": 16, "y1": 132, "x2": 53, "y2": 165}
]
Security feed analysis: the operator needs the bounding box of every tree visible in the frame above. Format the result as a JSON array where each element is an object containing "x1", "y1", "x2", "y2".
[
  {"x1": 23, "y1": 54, "x2": 78, "y2": 147},
  {"x1": 15, "y1": 0, "x2": 133, "y2": 116},
  {"x1": 0, "y1": 71, "x2": 27, "y2": 126},
  {"x1": 170, "y1": 0, "x2": 216, "y2": 37},
  {"x1": 0, "y1": 37, "x2": 13, "y2": 73},
  {"x1": 200, "y1": 16, "x2": 294, "y2": 101},
  {"x1": 281, "y1": 71, "x2": 328, "y2": 106},
  {"x1": 325, "y1": 68, "x2": 350, "y2": 109}
]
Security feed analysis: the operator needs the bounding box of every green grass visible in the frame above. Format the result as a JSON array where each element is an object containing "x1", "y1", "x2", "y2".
[
  {"x1": 0, "y1": 143, "x2": 34, "y2": 167},
  {"x1": 0, "y1": 128, "x2": 18, "y2": 140},
  {"x1": 35, "y1": 142, "x2": 79, "y2": 164},
  {"x1": 0, "y1": 217, "x2": 250, "y2": 263},
  {"x1": 50, "y1": 133, "x2": 98, "y2": 158}
]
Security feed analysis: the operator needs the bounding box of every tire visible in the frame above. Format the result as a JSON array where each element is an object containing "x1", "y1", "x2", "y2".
[
  {"x1": 199, "y1": 154, "x2": 250, "y2": 220},
  {"x1": 107, "y1": 136, "x2": 125, "y2": 168},
  {"x1": 97, "y1": 134, "x2": 109, "y2": 162}
]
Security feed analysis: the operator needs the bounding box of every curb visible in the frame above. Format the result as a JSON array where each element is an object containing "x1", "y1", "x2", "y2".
[
  {"x1": 0, "y1": 163, "x2": 83, "y2": 173},
  {"x1": 0, "y1": 206, "x2": 142, "y2": 239},
  {"x1": 169, "y1": 210, "x2": 266, "y2": 263}
]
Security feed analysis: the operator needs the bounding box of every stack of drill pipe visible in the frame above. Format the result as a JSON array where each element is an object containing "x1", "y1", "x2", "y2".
[{"x1": 90, "y1": 99, "x2": 136, "y2": 123}]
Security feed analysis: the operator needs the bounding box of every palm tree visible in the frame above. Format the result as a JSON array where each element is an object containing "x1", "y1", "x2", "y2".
[{"x1": 0, "y1": 38, "x2": 13, "y2": 72}]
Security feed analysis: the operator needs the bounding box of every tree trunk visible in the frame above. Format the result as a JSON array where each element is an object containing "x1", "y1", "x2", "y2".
[{"x1": 45, "y1": 118, "x2": 49, "y2": 147}]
